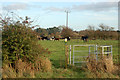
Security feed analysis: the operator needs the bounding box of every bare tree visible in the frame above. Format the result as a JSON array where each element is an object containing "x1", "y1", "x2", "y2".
[{"x1": 87, "y1": 25, "x2": 95, "y2": 31}]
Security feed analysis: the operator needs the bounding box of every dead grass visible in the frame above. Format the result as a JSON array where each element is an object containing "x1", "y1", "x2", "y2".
[
  {"x1": 86, "y1": 54, "x2": 119, "y2": 78},
  {"x1": 2, "y1": 64, "x2": 16, "y2": 78},
  {"x1": 34, "y1": 56, "x2": 52, "y2": 72},
  {"x1": 2, "y1": 57, "x2": 52, "y2": 78}
]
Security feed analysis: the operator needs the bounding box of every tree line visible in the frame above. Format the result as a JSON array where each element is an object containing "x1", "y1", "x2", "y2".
[{"x1": 35, "y1": 24, "x2": 119, "y2": 40}]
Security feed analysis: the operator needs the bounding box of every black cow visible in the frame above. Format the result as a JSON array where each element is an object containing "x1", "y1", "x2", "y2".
[
  {"x1": 66, "y1": 37, "x2": 71, "y2": 41},
  {"x1": 81, "y1": 36, "x2": 88, "y2": 42},
  {"x1": 41, "y1": 36, "x2": 49, "y2": 40}
]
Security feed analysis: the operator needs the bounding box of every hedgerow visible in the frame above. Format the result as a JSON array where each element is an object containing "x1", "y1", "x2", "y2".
[{"x1": 2, "y1": 16, "x2": 48, "y2": 64}]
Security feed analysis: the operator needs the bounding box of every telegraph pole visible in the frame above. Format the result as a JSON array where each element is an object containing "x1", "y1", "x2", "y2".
[{"x1": 65, "y1": 10, "x2": 70, "y2": 28}]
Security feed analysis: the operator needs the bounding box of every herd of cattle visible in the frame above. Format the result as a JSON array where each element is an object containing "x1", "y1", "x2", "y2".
[
  {"x1": 37, "y1": 36, "x2": 70, "y2": 41},
  {"x1": 37, "y1": 35, "x2": 89, "y2": 42}
]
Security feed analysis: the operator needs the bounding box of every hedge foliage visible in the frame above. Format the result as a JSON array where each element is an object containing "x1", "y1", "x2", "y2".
[{"x1": 2, "y1": 17, "x2": 48, "y2": 64}]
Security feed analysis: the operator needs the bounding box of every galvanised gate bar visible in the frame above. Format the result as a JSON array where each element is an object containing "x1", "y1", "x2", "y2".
[{"x1": 69, "y1": 45, "x2": 112, "y2": 66}]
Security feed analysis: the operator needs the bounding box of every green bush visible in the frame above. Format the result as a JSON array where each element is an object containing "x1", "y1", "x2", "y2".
[{"x1": 2, "y1": 17, "x2": 48, "y2": 64}]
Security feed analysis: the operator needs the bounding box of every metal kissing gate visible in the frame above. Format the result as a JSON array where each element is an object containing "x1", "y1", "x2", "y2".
[{"x1": 69, "y1": 45, "x2": 112, "y2": 66}]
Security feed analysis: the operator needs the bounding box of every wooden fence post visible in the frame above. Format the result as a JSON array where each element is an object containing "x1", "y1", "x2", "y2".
[{"x1": 65, "y1": 44, "x2": 68, "y2": 68}]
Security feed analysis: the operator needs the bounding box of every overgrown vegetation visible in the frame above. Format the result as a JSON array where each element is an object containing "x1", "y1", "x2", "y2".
[
  {"x1": 86, "y1": 54, "x2": 119, "y2": 78},
  {"x1": 1, "y1": 15, "x2": 52, "y2": 78}
]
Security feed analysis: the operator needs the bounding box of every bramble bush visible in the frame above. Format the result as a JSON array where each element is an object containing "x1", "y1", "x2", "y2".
[
  {"x1": 2, "y1": 16, "x2": 48, "y2": 64},
  {"x1": 0, "y1": 14, "x2": 52, "y2": 78}
]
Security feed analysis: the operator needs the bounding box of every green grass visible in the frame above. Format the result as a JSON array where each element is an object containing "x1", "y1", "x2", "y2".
[{"x1": 38, "y1": 39, "x2": 119, "y2": 78}]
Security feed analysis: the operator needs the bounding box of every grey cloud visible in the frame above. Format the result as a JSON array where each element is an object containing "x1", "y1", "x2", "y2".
[
  {"x1": 30, "y1": 5, "x2": 41, "y2": 8},
  {"x1": 2, "y1": 3, "x2": 41, "y2": 11},
  {"x1": 72, "y1": 2, "x2": 117, "y2": 12},
  {"x1": 45, "y1": 7, "x2": 64, "y2": 12},
  {"x1": 3, "y1": 3, "x2": 29, "y2": 10},
  {"x1": 44, "y1": 2, "x2": 117, "y2": 12},
  {"x1": 44, "y1": 7, "x2": 71, "y2": 12}
]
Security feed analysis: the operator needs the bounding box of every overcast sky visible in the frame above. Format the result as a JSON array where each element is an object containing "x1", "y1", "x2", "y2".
[{"x1": 0, "y1": 1, "x2": 119, "y2": 31}]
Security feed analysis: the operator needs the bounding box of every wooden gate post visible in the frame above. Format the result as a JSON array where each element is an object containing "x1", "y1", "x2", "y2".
[{"x1": 65, "y1": 38, "x2": 69, "y2": 68}]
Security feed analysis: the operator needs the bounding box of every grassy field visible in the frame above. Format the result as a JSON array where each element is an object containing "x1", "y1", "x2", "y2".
[{"x1": 38, "y1": 39, "x2": 119, "y2": 78}]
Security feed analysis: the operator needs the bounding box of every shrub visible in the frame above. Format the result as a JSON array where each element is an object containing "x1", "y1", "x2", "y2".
[
  {"x1": 2, "y1": 16, "x2": 48, "y2": 64},
  {"x1": 1, "y1": 15, "x2": 52, "y2": 78}
]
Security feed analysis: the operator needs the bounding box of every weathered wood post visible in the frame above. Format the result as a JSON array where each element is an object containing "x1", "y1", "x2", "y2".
[{"x1": 65, "y1": 38, "x2": 69, "y2": 68}]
